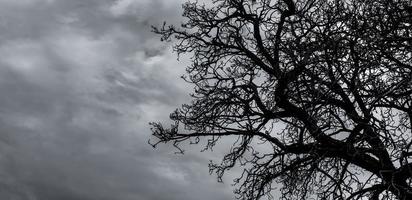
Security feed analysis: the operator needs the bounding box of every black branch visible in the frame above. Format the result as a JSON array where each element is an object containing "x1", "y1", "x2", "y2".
[{"x1": 150, "y1": 0, "x2": 412, "y2": 199}]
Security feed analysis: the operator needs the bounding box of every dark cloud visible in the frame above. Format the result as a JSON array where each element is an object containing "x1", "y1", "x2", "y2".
[{"x1": 0, "y1": 0, "x2": 233, "y2": 199}]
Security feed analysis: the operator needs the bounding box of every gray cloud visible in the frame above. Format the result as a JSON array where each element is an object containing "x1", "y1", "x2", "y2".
[{"x1": 0, "y1": 0, "x2": 233, "y2": 199}]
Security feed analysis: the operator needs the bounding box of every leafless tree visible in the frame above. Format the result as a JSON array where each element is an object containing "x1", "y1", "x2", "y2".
[{"x1": 150, "y1": 0, "x2": 412, "y2": 199}]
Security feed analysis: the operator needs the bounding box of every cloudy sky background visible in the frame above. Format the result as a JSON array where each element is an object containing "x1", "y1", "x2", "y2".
[{"x1": 0, "y1": 0, "x2": 235, "y2": 199}]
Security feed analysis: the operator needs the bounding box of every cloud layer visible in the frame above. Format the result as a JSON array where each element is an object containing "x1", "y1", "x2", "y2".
[{"x1": 0, "y1": 0, "x2": 233, "y2": 199}]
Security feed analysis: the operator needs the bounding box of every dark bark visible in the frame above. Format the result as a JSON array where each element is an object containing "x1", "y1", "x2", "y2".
[{"x1": 150, "y1": 0, "x2": 412, "y2": 199}]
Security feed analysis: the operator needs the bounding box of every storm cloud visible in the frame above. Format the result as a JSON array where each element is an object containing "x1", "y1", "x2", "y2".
[{"x1": 0, "y1": 0, "x2": 233, "y2": 199}]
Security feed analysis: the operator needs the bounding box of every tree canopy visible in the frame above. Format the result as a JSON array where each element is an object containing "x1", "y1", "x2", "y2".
[{"x1": 150, "y1": 0, "x2": 412, "y2": 199}]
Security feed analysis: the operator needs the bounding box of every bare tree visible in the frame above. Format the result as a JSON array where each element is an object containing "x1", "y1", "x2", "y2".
[{"x1": 150, "y1": 0, "x2": 412, "y2": 199}]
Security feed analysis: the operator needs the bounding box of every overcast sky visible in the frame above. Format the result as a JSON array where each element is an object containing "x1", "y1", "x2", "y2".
[{"x1": 0, "y1": 0, "x2": 235, "y2": 199}]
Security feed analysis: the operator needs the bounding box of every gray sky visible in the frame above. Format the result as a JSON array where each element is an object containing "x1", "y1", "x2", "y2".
[{"x1": 0, "y1": 0, "x2": 234, "y2": 199}]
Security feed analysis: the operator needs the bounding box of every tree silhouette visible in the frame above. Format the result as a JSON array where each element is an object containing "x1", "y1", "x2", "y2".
[{"x1": 150, "y1": 0, "x2": 412, "y2": 199}]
